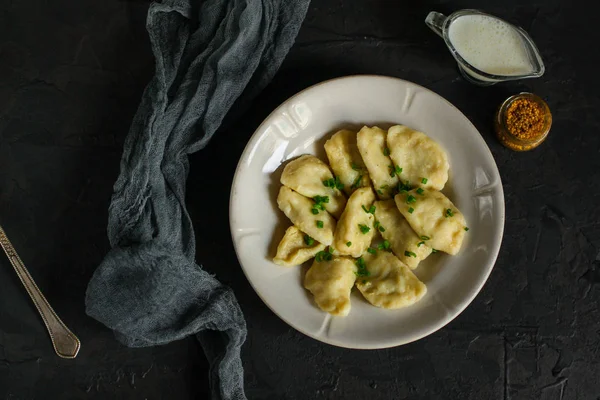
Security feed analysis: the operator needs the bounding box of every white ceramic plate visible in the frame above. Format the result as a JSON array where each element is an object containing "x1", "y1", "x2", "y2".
[{"x1": 230, "y1": 75, "x2": 504, "y2": 349}]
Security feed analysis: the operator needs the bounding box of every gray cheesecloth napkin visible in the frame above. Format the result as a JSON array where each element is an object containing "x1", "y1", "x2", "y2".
[{"x1": 85, "y1": 0, "x2": 310, "y2": 399}]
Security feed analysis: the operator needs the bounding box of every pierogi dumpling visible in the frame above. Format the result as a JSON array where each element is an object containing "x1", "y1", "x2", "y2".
[
  {"x1": 333, "y1": 187, "x2": 376, "y2": 258},
  {"x1": 273, "y1": 226, "x2": 327, "y2": 266},
  {"x1": 355, "y1": 251, "x2": 427, "y2": 309},
  {"x1": 387, "y1": 125, "x2": 449, "y2": 191},
  {"x1": 394, "y1": 188, "x2": 466, "y2": 255},
  {"x1": 357, "y1": 126, "x2": 398, "y2": 199},
  {"x1": 304, "y1": 256, "x2": 357, "y2": 316},
  {"x1": 277, "y1": 186, "x2": 336, "y2": 246},
  {"x1": 281, "y1": 155, "x2": 347, "y2": 218},
  {"x1": 324, "y1": 129, "x2": 371, "y2": 196},
  {"x1": 373, "y1": 200, "x2": 432, "y2": 269}
]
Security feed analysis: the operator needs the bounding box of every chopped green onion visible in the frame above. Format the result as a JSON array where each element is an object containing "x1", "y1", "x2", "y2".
[
  {"x1": 361, "y1": 204, "x2": 375, "y2": 214},
  {"x1": 389, "y1": 165, "x2": 396, "y2": 177},
  {"x1": 408, "y1": 207, "x2": 414, "y2": 214},
  {"x1": 420, "y1": 235, "x2": 430, "y2": 240},
  {"x1": 421, "y1": 177, "x2": 428, "y2": 184},
  {"x1": 464, "y1": 227, "x2": 469, "y2": 231},
  {"x1": 313, "y1": 195, "x2": 329, "y2": 204},
  {"x1": 367, "y1": 247, "x2": 376, "y2": 254},
  {"x1": 304, "y1": 235, "x2": 314, "y2": 246},
  {"x1": 358, "y1": 224, "x2": 371, "y2": 234},
  {"x1": 311, "y1": 208, "x2": 319, "y2": 215},
  {"x1": 383, "y1": 147, "x2": 390, "y2": 156},
  {"x1": 398, "y1": 181, "x2": 412, "y2": 193},
  {"x1": 378, "y1": 240, "x2": 391, "y2": 251},
  {"x1": 328, "y1": 246, "x2": 334, "y2": 254},
  {"x1": 404, "y1": 250, "x2": 417, "y2": 258},
  {"x1": 315, "y1": 250, "x2": 333, "y2": 262},
  {"x1": 407, "y1": 195, "x2": 416, "y2": 204},
  {"x1": 377, "y1": 189, "x2": 383, "y2": 195},
  {"x1": 316, "y1": 220, "x2": 324, "y2": 229},
  {"x1": 323, "y1": 177, "x2": 344, "y2": 190},
  {"x1": 346, "y1": 241, "x2": 352, "y2": 247},
  {"x1": 355, "y1": 257, "x2": 370, "y2": 277},
  {"x1": 351, "y1": 162, "x2": 362, "y2": 171},
  {"x1": 431, "y1": 248, "x2": 438, "y2": 253},
  {"x1": 416, "y1": 188, "x2": 424, "y2": 195},
  {"x1": 445, "y1": 208, "x2": 454, "y2": 218},
  {"x1": 351, "y1": 174, "x2": 363, "y2": 189},
  {"x1": 378, "y1": 225, "x2": 385, "y2": 232},
  {"x1": 417, "y1": 241, "x2": 425, "y2": 247},
  {"x1": 395, "y1": 165, "x2": 402, "y2": 174},
  {"x1": 374, "y1": 220, "x2": 380, "y2": 229}
]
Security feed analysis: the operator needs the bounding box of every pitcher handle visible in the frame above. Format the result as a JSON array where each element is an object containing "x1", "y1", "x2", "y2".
[{"x1": 425, "y1": 12, "x2": 447, "y2": 38}]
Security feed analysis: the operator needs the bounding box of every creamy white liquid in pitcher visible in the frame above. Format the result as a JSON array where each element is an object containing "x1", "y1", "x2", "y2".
[{"x1": 448, "y1": 14, "x2": 533, "y2": 76}]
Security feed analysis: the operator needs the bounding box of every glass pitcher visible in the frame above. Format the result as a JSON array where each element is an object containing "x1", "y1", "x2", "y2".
[{"x1": 425, "y1": 10, "x2": 545, "y2": 85}]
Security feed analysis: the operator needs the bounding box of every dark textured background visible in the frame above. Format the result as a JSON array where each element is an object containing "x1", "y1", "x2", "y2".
[{"x1": 1, "y1": 0, "x2": 599, "y2": 399}]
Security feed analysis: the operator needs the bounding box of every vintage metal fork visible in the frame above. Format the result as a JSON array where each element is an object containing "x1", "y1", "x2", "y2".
[{"x1": 0, "y1": 225, "x2": 80, "y2": 358}]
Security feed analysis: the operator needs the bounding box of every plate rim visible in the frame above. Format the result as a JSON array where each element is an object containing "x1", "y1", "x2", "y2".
[{"x1": 229, "y1": 74, "x2": 505, "y2": 349}]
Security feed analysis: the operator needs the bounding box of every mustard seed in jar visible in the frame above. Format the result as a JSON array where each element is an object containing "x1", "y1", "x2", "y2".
[{"x1": 494, "y1": 93, "x2": 552, "y2": 151}]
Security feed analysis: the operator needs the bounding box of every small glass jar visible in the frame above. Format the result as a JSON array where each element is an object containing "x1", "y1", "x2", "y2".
[{"x1": 494, "y1": 92, "x2": 552, "y2": 151}]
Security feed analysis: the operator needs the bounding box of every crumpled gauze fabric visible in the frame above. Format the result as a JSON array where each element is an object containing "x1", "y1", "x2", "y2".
[{"x1": 85, "y1": 0, "x2": 310, "y2": 399}]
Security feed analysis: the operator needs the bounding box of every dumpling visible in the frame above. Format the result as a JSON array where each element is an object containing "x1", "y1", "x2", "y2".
[
  {"x1": 324, "y1": 129, "x2": 371, "y2": 196},
  {"x1": 355, "y1": 251, "x2": 427, "y2": 309},
  {"x1": 333, "y1": 187, "x2": 376, "y2": 258},
  {"x1": 357, "y1": 126, "x2": 399, "y2": 199},
  {"x1": 277, "y1": 186, "x2": 336, "y2": 246},
  {"x1": 373, "y1": 200, "x2": 432, "y2": 269},
  {"x1": 394, "y1": 188, "x2": 467, "y2": 255},
  {"x1": 304, "y1": 256, "x2": 357, "y2": 316},
  {"x1": 387, "y1": 125, "x2": 449, "y2": 191},
  {"x1": 273, "y1": 226, "x2": 327, "y2": 266},
  {"x1": 281, "y1": 155, "x2": 347, "y2": 218}
]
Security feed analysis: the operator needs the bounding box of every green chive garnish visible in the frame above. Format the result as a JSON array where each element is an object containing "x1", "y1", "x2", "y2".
[
  {"x1": 346, "y1": 241, "x2": 352, "y2": 247},
  {"x1": 416, "y1": 188, "x2": 424, "y2": 195},
  {"x1": 367, "y1": 248, "x2": 376, "y2": 255},
  {"x1": 432, "y1": 249, "x2": 438, "y2": 253},
  {"x1": 378, "y1": 240, "x2": 391, "y2": 251},
  {"x1": 389, "y1": 165, "x2": 396, "y2": 178},
  {"x1": 355, "y1": 257, "x2": 370, "y2": 277},
  {"x1": 378, "y1": 225, "x2": 385, "y2": 232},
  {"x1": 316, "y1": 220, "x2": 324, "y2": 229},
  {"x1": 407, "y1": 195, "x2": 416, "y2": 204},
  {"x1": 311, "y1": 208, "x2": 319, "y2": 215},
  {"x1": 404, "y1": 250, "x2": 417, "y2": 258},
  {"x1": 464, "y1": 227, "x2": 469, "y2": 231},
  {"x1": 445, "y1": 208, "x2": 454, "y2": 218},
  {"x1": 420, "y1": 235, "x2": 430, "y2": 240},
  {"x1": 395, "y1": 166, "x2": 402, "y2": 174},
  {"x1": 315, "y1": 250, "x2": 333, "y2": 262},
  {"x1": 358, "y1": 224, "x2": 371, "y2": 234},
  {"x1": 351, "y1": 174, "x2": 363, "y2": 189},
  {"x1": 383, "y1": 147, "x2": 390, "y2": 156},
  {"x1": 304, "y1": 235, "x2": 314, "y2": 246},
  {"x1": 408, "y1": 207, "x2": 414, "y2": 214},
  {"x1": 417, "y1": 241, "x2": 425, "y2": 247},
  {"x1": 351, "y1": 162, "x2": 361, "y2": 171},
  {"x1": 421, "y1": 178, "x2": 428, "y2": 184},
  {"x1": 313, "y1": 195, "x2": 329, "y2": 204},
  {"x1": 377, "y1": 189, "x2": 383, "y2": 195}
]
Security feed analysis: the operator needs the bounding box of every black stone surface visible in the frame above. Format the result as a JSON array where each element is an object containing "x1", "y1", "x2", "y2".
[{"x1": 1, "y1": 0, "x2": 599, "y2": 399}]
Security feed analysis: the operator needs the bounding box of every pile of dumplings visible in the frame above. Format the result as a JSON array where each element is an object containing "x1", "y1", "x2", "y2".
[{"x1": 274, "y1": 125, "x2": 468, "y2": 317}]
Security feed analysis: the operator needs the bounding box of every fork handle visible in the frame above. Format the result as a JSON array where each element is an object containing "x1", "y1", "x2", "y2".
[{"x1": 0, "y1": 226, "x2": 80, "y2": 358}]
